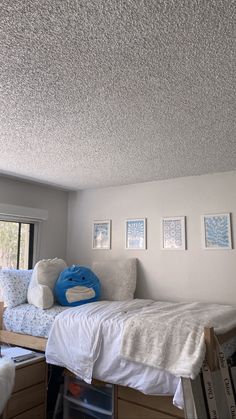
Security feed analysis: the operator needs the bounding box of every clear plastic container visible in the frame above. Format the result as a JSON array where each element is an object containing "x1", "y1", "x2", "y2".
[
  {"x1": 64, "y1": 376, "x2": 114, "y2": 418},
  {"x1": 63, "y1": 396, "x2": 113, "y2": 419}
]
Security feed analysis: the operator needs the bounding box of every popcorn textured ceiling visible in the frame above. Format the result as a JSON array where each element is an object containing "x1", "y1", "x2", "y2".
[{"x1": 0, "y1": 0, "x2": 235, "y2": 190}]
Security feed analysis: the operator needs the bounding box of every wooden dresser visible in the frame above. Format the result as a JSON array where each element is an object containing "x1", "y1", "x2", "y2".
[
  {"x1": 2, "y1": 355, "x2": 47, "y2": 419},
  {"x1": 116, "y1": 385, "x2": 185, "y2": 419}
]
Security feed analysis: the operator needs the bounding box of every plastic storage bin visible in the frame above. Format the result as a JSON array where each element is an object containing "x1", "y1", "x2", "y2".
[
  {"x1": 63, "y1": 375, "x2": 114, "y2": 419},
  {"x1": 63, "y1": 398, "x2": 113, "y2": 419}
]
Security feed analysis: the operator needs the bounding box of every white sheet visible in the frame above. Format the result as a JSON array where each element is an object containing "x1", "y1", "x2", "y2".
[{"x1": 46, "y1": 299, "x2": 183, "y2": 408}]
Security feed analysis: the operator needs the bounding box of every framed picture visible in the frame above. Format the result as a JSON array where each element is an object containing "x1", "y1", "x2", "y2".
[
  {"x1": 125, "y1": 218, "x2": 146, "y2": 250},
  {"x1": 92, "y1": 220, "x2": 111, "y2": 250},
  {"x1": 202, "y1": 213, "x2": 232, "y2": 250},
  {"x1": 161, "y1": 216, "x2": 186, "y2": 250}
]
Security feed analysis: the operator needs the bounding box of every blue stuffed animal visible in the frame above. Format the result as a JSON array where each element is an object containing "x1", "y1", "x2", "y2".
[{"x1": 54, "y1": 265, "x2": 100, "y2": 307}]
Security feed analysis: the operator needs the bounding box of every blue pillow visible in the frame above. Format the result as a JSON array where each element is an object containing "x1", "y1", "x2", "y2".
[{"x1": 54, "y1": 265, "x2": 100, "y2": 307}]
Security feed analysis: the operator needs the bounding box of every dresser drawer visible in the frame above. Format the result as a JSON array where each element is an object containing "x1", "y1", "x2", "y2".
[
  {"x1": 13, "y1": 404, "x2": 45, "y2": 419},
  {"x1": 5, "y1": 383, "x2": 45, "y2": 418},
  {"x1": 117, "y1": 386, "x2": 184, "y2": 418},
  {"x1": 118, "y1": 399, "x2": 178, "y2": 419},
  {"x1": 13, "y1": 359, "x2": 46, "y2": 392}
]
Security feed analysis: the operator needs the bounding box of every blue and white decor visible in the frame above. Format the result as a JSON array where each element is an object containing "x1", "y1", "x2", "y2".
[
  {"x1": 202, "y1": 213, "x2": 232, "y2": 250},
  {"x1": 92, "y1": 220, "x2": 111, "y2": 249},
  {"x1": 125, "y1": 218, "x2": 146, "y2": 249},
  {"x1": 161, "y1": 216, "x2": 186, "y2": 250}
]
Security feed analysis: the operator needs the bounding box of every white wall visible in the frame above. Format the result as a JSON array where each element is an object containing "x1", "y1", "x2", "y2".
[
  {"x1": 67, "y1": 171, "x2": 236, "y2": 305},
  {"x1": 0, "y1": 177, "x2": 68, "y2": 262}
]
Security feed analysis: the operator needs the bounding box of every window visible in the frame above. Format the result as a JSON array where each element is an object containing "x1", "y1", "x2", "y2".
[{"x1": 0, "y1": 220, "x2": 34, "y2": 269}]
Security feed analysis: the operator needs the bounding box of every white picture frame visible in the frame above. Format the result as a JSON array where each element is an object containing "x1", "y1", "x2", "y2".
[
  {"x1": 92, "y1": 220, "x2": 111, "y2": 250},
  {"x1": 161, "y1": 216, "x2": 186, "y2": 250},
  {"x1": 202, "y1": 213, "x2": 232, "y2": 250},
  {"x1": 125, "y1": 218, "x2": 146, "y2": 250}
]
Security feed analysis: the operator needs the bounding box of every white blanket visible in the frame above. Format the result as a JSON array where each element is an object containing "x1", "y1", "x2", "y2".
[{"x1": 121, "y1": 300, "x2": 236, "y2": 379}]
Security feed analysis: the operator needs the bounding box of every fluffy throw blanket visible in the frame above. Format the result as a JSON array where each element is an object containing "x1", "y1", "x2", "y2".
[
  {"x1": 120, "y1": 301, "x2": 236, "y2": 379},
  {"x1": 0, "y1": 358, "x2": 15, "y2": 414}
]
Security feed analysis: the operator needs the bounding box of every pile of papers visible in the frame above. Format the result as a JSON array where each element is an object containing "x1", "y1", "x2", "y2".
[{"x1": 0, "y1": 346, "x2": 36, "y2": 362}]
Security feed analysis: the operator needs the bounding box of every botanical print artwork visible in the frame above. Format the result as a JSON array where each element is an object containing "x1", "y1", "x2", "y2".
[
  {"x1": 126, "y1": 219, "x2": 146, "y2": 249},
  {"x1": 93, "y1": 221, "x2": 111, "y2": 249},
  {"x1": 203, "y1": 214, "x2": 231, "y2": 249}
]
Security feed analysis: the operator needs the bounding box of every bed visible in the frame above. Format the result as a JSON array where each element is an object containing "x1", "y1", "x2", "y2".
[
  {"x1": 1, "y1": 299, "x2": 236, "y2": 419},
  {"x1": 1, "y1": 261, "x2": 236, "y2": 418}
]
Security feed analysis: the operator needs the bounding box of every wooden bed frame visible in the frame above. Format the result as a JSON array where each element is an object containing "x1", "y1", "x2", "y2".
[
  {"x1": 0, "y1": 301, "x2": 46, "y2": 351},
  {"x1": 1, "y1": 301, "x2": 236, "y2": 418}
]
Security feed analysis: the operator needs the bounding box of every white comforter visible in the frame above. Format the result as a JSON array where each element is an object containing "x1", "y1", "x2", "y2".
[{"x1": 46, "y1": 299, "x2": 183, "y2": 406}]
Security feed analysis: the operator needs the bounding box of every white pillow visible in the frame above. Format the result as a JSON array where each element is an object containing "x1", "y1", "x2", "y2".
[
  {"x1": 27, "y1": 258, "x2": 67, "y2": 309},
  {"x1": 92, "y1": 259, "x2": 137, "y2": 301}
]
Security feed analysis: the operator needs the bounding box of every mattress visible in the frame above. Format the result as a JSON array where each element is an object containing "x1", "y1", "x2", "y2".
[
  {"x1": 3, "y1": 303, "x2": 68, "y2": 338},
  {"x1": 4, "y1": 300, "x2": 236, "y2": 411}
]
